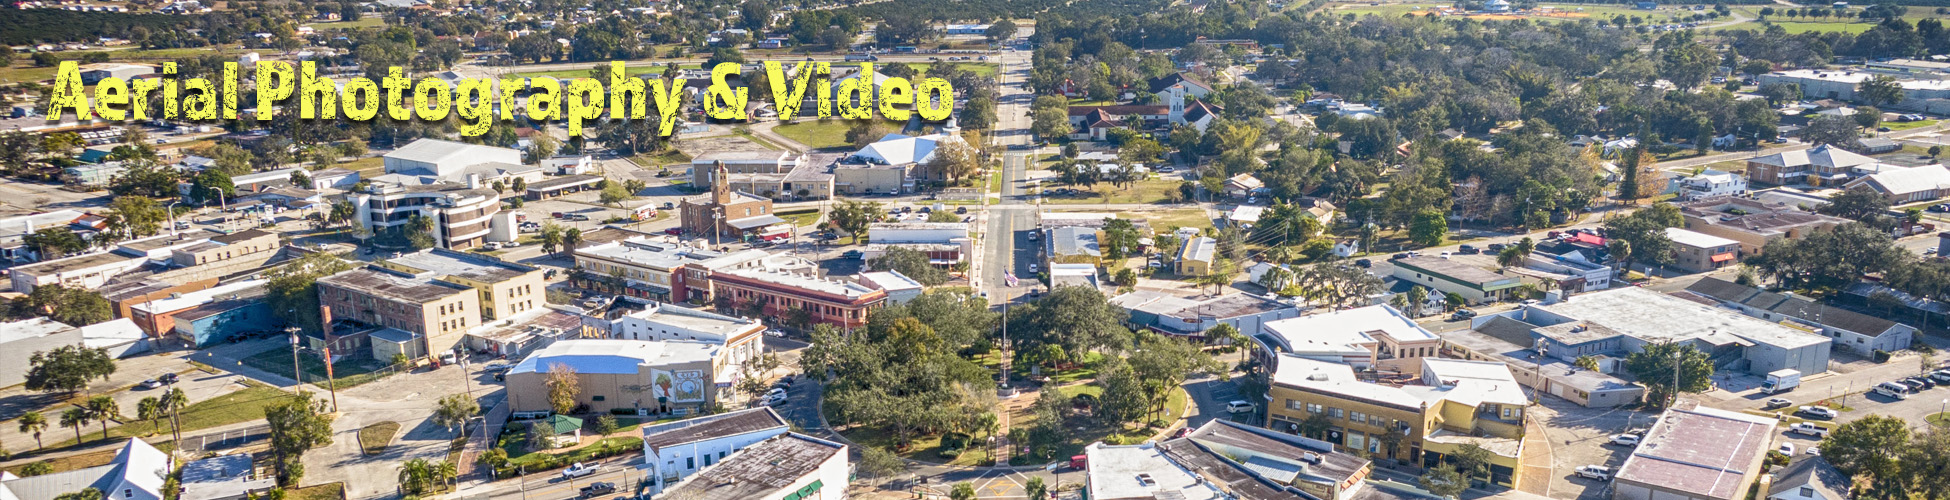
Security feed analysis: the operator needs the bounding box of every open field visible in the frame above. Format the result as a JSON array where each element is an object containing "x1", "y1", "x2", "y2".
[{"x1": 305, "y1": 17, "x2": 386, "y2": 30}]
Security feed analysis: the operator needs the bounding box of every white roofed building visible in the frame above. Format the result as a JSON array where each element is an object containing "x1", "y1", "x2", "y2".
[
  {"x1": 505, "y1": 339, "x2": 735, "y2": 415},
  {"x1": 1254, "y1": 304, "x2": 1443, "y2": 373}
]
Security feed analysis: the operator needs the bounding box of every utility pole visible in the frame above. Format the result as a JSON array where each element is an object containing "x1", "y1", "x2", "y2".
[{"x1": 286, "y1": 326, "x2": 305, "y2": 392}]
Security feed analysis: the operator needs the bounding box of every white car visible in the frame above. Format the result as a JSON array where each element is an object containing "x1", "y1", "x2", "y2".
[
  {"x1": 765, "y1": 387, "x2": 787, "y2": 399},
  {"x1": 1798, "y1": 406, "x2": 1839, "y2": 419},
  {"x1": 1574, "y1": 465, "x2": 1612, "y2": 481},
  {"x1": 1225, "y1": 400, "x2": 1256, "y2": 414},
  {"x1": 560, "y1": 463, "x2": 599, "y2": 479},
  {"x1": 1807, "y1": 446, "x2": 1821, "y2": 456},
  {"x1": 1609, "y1": 434, "x2": 1641, "y2": 446},
  {"x1": 1778, "y1": 443, "x2": 1796, "y2": 455}
]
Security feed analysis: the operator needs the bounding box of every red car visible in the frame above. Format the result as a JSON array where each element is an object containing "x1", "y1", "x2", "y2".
[{"x1": 664, "y1": 227, "x2": 683, "y2": 235}]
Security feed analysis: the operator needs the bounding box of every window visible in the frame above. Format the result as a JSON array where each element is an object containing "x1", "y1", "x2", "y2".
[
  {"x1": 1287, "y1": 399, "x2": 1303, "y2": 410},
  {"x1": 592, "y1": 395, "x2": 605, "y2": 401},
  {"x1": 1329, "y1": 408, "x2": 1344, "y2": 419},
  {"x1": 686, "y1": 457, "x2": 694, "y2": 469},
  {"x1": 1306, "y1": 403, "x2": 1323, "y2": 413}
]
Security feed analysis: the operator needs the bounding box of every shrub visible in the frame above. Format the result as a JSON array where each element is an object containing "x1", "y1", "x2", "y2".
[
  {"x1": 1916, "y1": 344, "x2": 1937, "y2": 355},
  {"x1": 610, "y1": 408, "x2": 639, "y2": 415},
  {"x1": 1873, "y1": 349, "x2": 1892, "y2": 363},
  {"x1": 938, "y1": 448, "x2": 962, "y2": 459},
  {"x1": 1148, "y1": 419, "x2": 1170, "y2": 429}
]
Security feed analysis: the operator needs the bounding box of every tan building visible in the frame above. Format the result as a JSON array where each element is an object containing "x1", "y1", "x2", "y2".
[
  {"x1": 374, "y1": 249, "x2": 546, "y2": 321},
  {"x1": 168, "y1": 229, "x2": 280, "y2": 267},
  {"x1": 505, "y1": 339, "x2": 732, "y2": 416},
  {"x1": 1678, "y1": 197, "x2": 1846, "y2": 256},
  {"x1": 317, "y1": 266, "x2": 479, "y2": 361},
  {"x1": 1665, "y1": 228, "x2": 1742, "y2": 273},
  {"x1": 1264, "y1": 356, "x2": 1528, "y2": 488},
  {"x1": 679, "y1": 162, "x2": 787, "y2": 242}
]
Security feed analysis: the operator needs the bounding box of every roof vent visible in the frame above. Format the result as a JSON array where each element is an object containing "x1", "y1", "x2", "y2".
[
  {"x1": 1307, "y1": 373, "x2": 1329, "y2": 381},
  {"x1": 1301, "y1": 452, "x2": 1324, "y2": 464}
]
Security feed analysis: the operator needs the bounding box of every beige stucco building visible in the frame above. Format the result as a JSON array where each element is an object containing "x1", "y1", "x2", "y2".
[
  {"x1": 374, "y1": 249, "x2": 546, "y2": 321},
  {"x1": 505, "y1": 339, "x2": 733, "y2": 416}
]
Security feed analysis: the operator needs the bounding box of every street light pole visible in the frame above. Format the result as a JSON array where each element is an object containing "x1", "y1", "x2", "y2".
[{"x1": 287, "y1": 326, "x2": 304, "y2": 391}]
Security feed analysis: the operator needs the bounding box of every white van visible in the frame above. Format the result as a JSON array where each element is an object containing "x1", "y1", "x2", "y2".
[{"x1": 1875, "y1": 382, "x2": 1910, "y2": 400}]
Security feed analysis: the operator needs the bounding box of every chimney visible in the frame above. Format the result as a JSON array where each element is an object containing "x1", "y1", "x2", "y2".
[
  {"x1": 467, "y1": 173, "x2": 482, "y2": 189},
  {"x1": 320, "y1": 305, "x2": 334, "y2": 341}
]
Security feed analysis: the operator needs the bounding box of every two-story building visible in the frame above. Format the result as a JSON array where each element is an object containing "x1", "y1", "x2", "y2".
[
  {"x1": 1389, "y1": 256, "x2": 1523, "y2": 305},
  {"x1": 505, "y1": 339, "x2": 733, "y2": 416},
  {"x1": 1254, "y1": 304, "x2": 1443, "y2": 373},
  {"x1": 1666, "y1": 169, "x2": 1748, "y2": 200},
  {"x1": 638, "y1": 407, "x2": 789, "y2": 495},
  {"x1": 1666, "y1": 227, "x2": 1743, "y2": 273}
]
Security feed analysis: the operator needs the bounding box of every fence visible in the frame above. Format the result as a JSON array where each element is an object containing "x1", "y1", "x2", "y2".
[{"x1": 175, "y1": 424, "x2": 271, "y2": 454}]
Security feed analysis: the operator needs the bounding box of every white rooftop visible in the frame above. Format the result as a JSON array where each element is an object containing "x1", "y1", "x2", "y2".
[
  {"x1": 857, "y1": 271, "x2": 923, "y2": 293},
  {"x1": 1269, "y1": 355, "x2": 1428, "y2": 410},
  {"x1": 1083, "y1": 441, "x2": 1224, "y2": 500},
  {"x1": 1415, "y1": 358, "x2": 1528, "y2": 408},
  {"x1": 507, "y1": 339, "x2": 720, "y2": 375},
  {"x1": 1261, "y1": 304, "x2": 1438, "y2": 354},
  {"x1": 1534, "y1": 287, "x2": 1831, "y2": 350},
  {"x1": 128, "y1": 279, "x2": 268, "y2": 315},
  {"x1": 1664, "y1": 227, "x2": 1740, "y2": 249},
  {"x1": 620, "y1": 303, "x2": 761, "y2": 339},
  {"x1": 716, "y1": 268, "x2": 879, "y2": 298}
]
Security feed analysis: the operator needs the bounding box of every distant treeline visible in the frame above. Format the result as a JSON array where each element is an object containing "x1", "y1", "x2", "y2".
[
  {"x1": 837, "y1": 0, "x2": 1174, "y2": 22},
  {"x1": 0, "y1": 9, "x2": 192, "y2": 46}
]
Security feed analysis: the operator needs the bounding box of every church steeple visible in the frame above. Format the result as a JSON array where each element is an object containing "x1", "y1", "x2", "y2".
[{"x1": 711, "y1": 160, "x2": 731, "y2": 204}]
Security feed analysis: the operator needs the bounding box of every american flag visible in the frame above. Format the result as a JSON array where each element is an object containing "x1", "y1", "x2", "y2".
[{"x1": 1004, "y1": 272, "x2": 1020, "y2": 287}]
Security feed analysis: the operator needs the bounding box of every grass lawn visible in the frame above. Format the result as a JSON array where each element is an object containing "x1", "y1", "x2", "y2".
[
  {"x1": 27, "y1": 383, "x2": 290, "y2": 454},
  {"x1": 629, "y1": 149, "x2": 693, "y2": 168},
  {"x1": 836, "y1": 425, "x2": 997, "y2": 467},
  {"x1": 777, "y1": 208, "x2": 823, "y2": 227},
  {"x1": 1884, "y1": 119, "x2": 1941, "y2": 131},
  {"x1": 240, "y1": 347, "x2": 394, "y2": 389},
  {"x1": 1930, "y1": 412, "x2": 1949, "y2": 427},
  {"x1": 0, "y1": 64, "x2": 61, "y2": 84},
  {"x1": 773, "y1": 119, "x2": 857, "y2": 150},
  {"x1": 898, "y1": 62, "x2": 999, "y2": 78},
  {"x1": 305, "y1": 17, "x2": 386, "y2": 29},
  {"x1": 337, "y1": 156, "x2": 385, "y2": 177},
  {"x1": 1008, "y1": 386, "x2": 1190, "y2": 465},
  {"x1": 1040, "y1": 179, "x2": 1182, "y2": 205},
  {"x1": 1146, "y1": 208, "x2": 1216, "y2": 231},
  {"x1": 514, "y1": 63, "x2": 700, "y2": 80},
  {"x1": 359, "y1": 421, "x2": 400, "y2": 455},
  {"x1": 500, "y1": 434, "x2": 644, "y2": 468},
  {"x1": 289, "y1": 483, "x2": 345, "y2": 500},
  {"x1": 1010, "y1": 352, "x2": 1105, "y2": 384},
  {"x1": 731, "y1": 127, "x2": 786, "y2": 151}
]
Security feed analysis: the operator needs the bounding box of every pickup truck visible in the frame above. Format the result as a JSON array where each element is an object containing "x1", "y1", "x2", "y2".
[
  {"x1": 578, "y1": 482, "x2": 615, "y2": 498},
  {"x1": 1789, "y1": 423, "x2": 1829, "y2": 438},
  {"x1": 561, "y1": 463, "x2": 599, "y2": 479}
]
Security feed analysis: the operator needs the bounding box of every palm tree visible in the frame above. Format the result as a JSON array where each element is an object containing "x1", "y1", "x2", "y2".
[
  {"x1": 137, "y1": 397, "x2": 164, "y2": 436},
  {"x1": 398, "y1": 458, "x2": 433, "y2": 495},
  {"x1": 18, "y1": 411, "x2": 47, "y2": 449},
  {"x1": 1607, "y1": 239, "x2": 1633, "y2": 277},
  {"x1": 59, "y1": 408, "x2": 90, "y2": 443},
  {"x1": 1206, "y1": 323, "x2": 1248, "y2": 366},
  {"x1": 434, "y1": 460, "x2": 458, "y2": 490},
  {"x1": 84, "y1": 396, "x2": 118, "y2": 438},
  {"x1": 1405, "y1": 286, "x2": 1429, "y2": 317},
  {"x1": 563, "y1": 228, "x2": 584, "y2": 257},
  {"x1": 161, "y1": 388, "x2": 188, "y2": 442}
]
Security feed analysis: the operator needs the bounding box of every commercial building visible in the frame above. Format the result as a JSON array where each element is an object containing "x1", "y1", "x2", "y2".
[
  {"x1": 574, "y1": 236, "x2": 724, "y2": 302},
  {"x1": 1263, "y1": 356, "x2": 1528, "y2": 488},
  {"x1": 1523, "y1": 252, "x2": 1613, "y2": 291},
  {"x1": 0, "y1": 210, "x2": 87, "y2": 263},
  {"x1": 679, "y1": 162, "x2": 788, "y2": 242},
  {"x1": 650, "y1": 433, "x2": 847, "y2": 500},
  {"x1": 639, "y1": 407, "x2": 790, "y2": 495},
  {"x1": 1492, "y1": 287, "x2": 1831, "y2": 376},
  {"x1": 1157, "y1": 419, "x2": 1374, "y2": 500},
  {"x1": 177, "y1": 454, "x2": 275, "y2": 500},
  {"x1": 1110, "y1": 291, "x2": 1303, "y2": 340},
  {"x1": 1446, "y1": 319, "x2": 1645, "y2": 407},
  {"x1": 169, "y1": 229, "x2": 279, "y2": 267},
  {"x1": 1845, "y1": 164, "x2": 1950, "y2": 203},
  {"x1": 861, "y1": 222, "x2": 972, "y2": 266},
  {"x1": 1665, "y1": 228, "x2": 1742, "y2": 273},
  {"x1": 316, "y1": 266, "x2": 479, "y2": 361},
  {"x1": 0, "y1": 438, "x2": 169, "y2": 500},
  {"x1": 374, "y1": 249, "x2": 547, "y2": 321},
  {"x1": 506, "y1": 339, "x2": 733, "y2": 415},
  {"x1": 1757, "y1": 69, "x2": 1950, "y2": 113},
  {"x1": 832, "y1": 162, "x2": 912, "y2": 195},
  {"x1": 124, "y1": 279, "x2": 274, "y2": 344},
  {"x1": 855, "y1": 271, "x2": 924, "y2": 304},
  {"x1": 1683, "y1": 277, "x2": 1915, "y2": 356},
  {"x1": 706, "y1": 268, "x2": 888, "y2": 329},
  {"x1": 1047, "y1": 226, "x2": 1102, "y2": 265},
  {"x1": 607, "y1": 301, "x2": 764, "y2": 366},
  {"x1": 348, "y1": 181, "x2": 503, "y2": 250},
  {"x1": 8, "y1": 251, "x2": 147, "y2": 294},
  {"x1": 689, "y1": 151, "x2": 833, "y2": 200},
  {"x1": 1084, "y1": 441, "x2": 1227, "y2": 500},
  {"x1": 1743, "y1": 144, "x2": 1883, "y2": 186},
  {"x1": 1765, "y1": 457, "x2": 1850, "y2": 500},
  {"x1": 1390, "y1": 256, "x2": 1522, "y2": 305},
  {"x1": 522, "y1": 174, "x2": 604, "y2": 200},
  {"x1": 1678, "y1": 197, "x2": 1847, "y2": 256},
  {"x1": 1254, "y1": 304, "x2": 1443, "y2": 372},
  {"x1": 1612, "y1": 400, "x2": 1775, "y2": 500},
  {"x1": 378, "y1": 139, "x2": 541, "y2": 186},
  {"x1": 668, "y1": 249, "x2": 823, "y2": 305}
]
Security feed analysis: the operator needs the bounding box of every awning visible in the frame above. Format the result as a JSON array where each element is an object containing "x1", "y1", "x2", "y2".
[
  {"x1": 1711, "y1": 252, "x2": 1735, "y2": 263},
  {"x1": 726, "y1": 214, "x2": 788, "y2": 230}
]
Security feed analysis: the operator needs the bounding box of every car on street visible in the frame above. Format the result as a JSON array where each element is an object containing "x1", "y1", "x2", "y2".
[
  {"x1": 1778, "y1": 443, "x2": 1796, "y2": 455},
  {"x1": 1798, "y1": 406, "x2": 1839, "y2": 419},
  {"x1": 1225, "y1": 400, "x2": 1257, "y2": 413},
  {"x1": 1790, "y1": 423, "x2": 1829, "y2": 438},
  {"x1": 765, "y1": 329, "x2": 784, "y2": 337},
  {"x1": 561, "y1": 463, "x2": 599, "y2": 479},
  {"x1": 765, "y1": 387, "x2": 787, "y2": 399},
  {"x1": 1450, "y1": 308, "x2": 1477, "y2": 321},
  {"x1": 1609, "y1": 434, "x2": 1641, "y2": 446},
  {"x1": 841, "y1": 250, "x2": 864, "y2": 259},
  {"x1": 158, "y1": 373, "x2": 179, "y2": 385},
  {"x1": 1458, "y1": 244, "x2": 1478, "y2": 255},
  {"x1": 578, "y1": 482, "x2": 615, "y2": 498},
  {"x1": 1028, "y1": 263, "x2": 1039, "y2": 273},
  {"x1": 1574, "y1": 465, "x2": 1612, "y2": 481},
  {"x1": 138, "y1": 379, "x2": 164, "y2": 390},
  {"x1": 1807, "y1": 447, "x2": 1821, "y2": 456},
  {"x1": 1764, "y1": 398, "x2": 1793, "y2": 410}
]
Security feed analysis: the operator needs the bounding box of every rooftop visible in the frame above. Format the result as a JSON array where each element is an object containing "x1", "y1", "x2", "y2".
[
  {"x1": 1393, "y1": 256, "x2": 1514, "y2": 286},
  {"x1": 1530, "y1": 287, "x2": 1831, "y2": 350},
  {"x1": 177, "y1": 454, "x2": 274, "y2": 500},
  {"x1": 1664, "y1": 227, "x2": 1740, "y2": 249},
  {"x1": 577, "y1": 238, "x2": 721, "y2": 270},
  {"x1": 1084, "y1": 441, "x2": 1224, "y2": 500},
  {"x1": 1050, "y1": 226, "x2": 1101, "y2": 257},
  {"x1": 386, "y1": 248, "x2": 540, "y2": 284},
  {"x1": 1270, "y1": 355, "x2": 1428, "y2": 411},
  {"x1": 715, "y1": 268, "x2": 882, "y2": 300},
  {"x1": 12, "y1": 251, "x2": 140, "y2": 275},
  {"x1": 1747, "y1": 144, "x2": 1876, "y2": 170},
  {"x1": 507, "y1": 339, "x2": 721, "y2": 376},
  {"x1": 1180, "y1": 236, "x2": 1217, "y2": 263},
  {"x1": 654, "y1": 433, "x2": 844, "y2": 500},
  {"x1": 1261, "y1": 304, "x2": 1438, "y2": 354},
  {"x1": 856, "y1": 271, "x2": 924, "y2": 293},
  {"x1": 1849, "y1": 164, "x2": 1950, "y2": 197},
  {"x1": 1615, "y1": 400, "x2": 1776, "y2": 500},
  {"x1": 639, "y1": 407, "x2": 788, "y2": 453},
  {"x1": 619, "y1": 303, "x2": 762, "y2": 338},
  {"x1": 1685, "y1": 277, "x2": 1905, "y2": 337},
  {"x1": 317, "y1": 267, "x2": 475, "y2": 304},
  {"x1": 0, "y1": 317, "x2": 72, "y2": 345},
  {"x1": 1415, "y1": 358, "x2": 1528, "y2": 407},
  {"x1": 384, "y1": 139, "x2": 519, "y2": 166}
]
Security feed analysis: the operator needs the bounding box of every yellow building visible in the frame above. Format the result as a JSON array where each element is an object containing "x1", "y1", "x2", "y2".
[
  {"x1": 376, "y1": 248, "x2": 548, "y2": 321},
  {"x1": 1263, "y1": 355, "x2": 1529, "y2": 488}
]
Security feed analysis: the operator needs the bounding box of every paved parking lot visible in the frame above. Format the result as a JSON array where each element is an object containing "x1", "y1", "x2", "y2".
[{"x1": 1528, "y1": 398, "x2": 1658, "y2": 500}]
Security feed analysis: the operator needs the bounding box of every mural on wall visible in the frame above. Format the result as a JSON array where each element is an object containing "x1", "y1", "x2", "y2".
[{"x1": 672, "y1": 370, "x2": 705, "y2": 401}]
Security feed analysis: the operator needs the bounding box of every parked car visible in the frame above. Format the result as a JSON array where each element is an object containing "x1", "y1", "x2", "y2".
[
  {"x1": 1779, "y1": 443, "x2": 1797, "y2": 455},
  {"x1": 578, "y1": 482, "x2": 615, "y2": 498},
  {"x1": 1486, "y1": 243, "x2": 1507, "y2": 252},
  {"x1": 1225, "y1": 400, "x2": 1257, "y2": 414},
  {"x1": 1932, "y1": 370, "x2": 1950, "y2": 383},
  {"x1": 1764, "y1": 398, "x2": 1793, "y2": 410},
  {"x1": 560, "y1": 463, "x2": 599, "y2": 479},
  {"x1": 1450, "y1": 308, "x2": 1478, "y2": 321},
  {"x1": 1574, "y1": 465, "x2": 1612, "y2": 481},
  {"x1": 1911, "y1": 376, "x2": 1939, "y2": 389},
  {"x1": 1807, "y1": 447, "x2": 1821, "y2": 456},
  {"x1": 1900, "y1": 378, "x2": 1929, "y2": 391},
  {"x1": 1789, "y1": 423, "x2": 1829, "y2": 438},
  {"x1": 138, "y1": 379, "x2": 164, "y2": 390},
  {"x1": 956, "y1": 206, "x2": 968, "y2": 214},
  {"x1": 1799, "y1": 405, "x2": 1839, "y2": 419},
  {"x1": 1355, "y1": 259, "x2": 1372, "y2": 268},
  {"x1": 567, "y1": 214, "x2": 590, "y2": 221},
  {"x1": 1391, "y1": 253, "x2": 1410, "y2": 260},
  {"x1": 1609, "y1": 434, "x2": 1641, "y2": 446},
  {"x1": 841, "y1": 250, "x2": 864, "y2": 259},
  {"x1": 1458, "y1": 244, "x2": 1479, "y2": 255}
]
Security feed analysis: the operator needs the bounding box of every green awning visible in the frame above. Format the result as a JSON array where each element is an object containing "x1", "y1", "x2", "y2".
[{"x1": 545, "y1": 414, "x2": 583, "y2": 434}]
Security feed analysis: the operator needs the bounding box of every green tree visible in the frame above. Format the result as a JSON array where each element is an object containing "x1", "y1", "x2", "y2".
[
  {"x1": 18, "y1": 411, "x2": 47, "y2": 449},
  {"x1": 1623, "y1": 342, "x2": 1714, "y2": 407},
  {"x1": 25, "y1": 345, "x2": 115, "y2": 395},
  {"x1": 52, "y1": 487, "x2": 102, "y2": 500},
  {"x1": 1408, "y1": 209, "x2": 1448, "y2": 247},
  {"x1": 828, "y1": 200, "x2": 883, "y2": 242},
  {"x1": 1901, "y1": 425, "x2": 1950, "y2": 500},
  {"x1": 1818, "y1": 186, "x2": 1893, "y2": 222},
  {"x1": 598, "y1": 181, "x2": 632, "y2": 206},
  {"x1": 1803, "y1": 115, "x2": 1862, "y2": 147},
  {"x1": 19, "y1": 462, "x2": 53, "y2": 477},
  {"x1": 867, "y1": 247, "x2": 950, "y2": 286},
  {"x1": 265, "y1": 392, "x2": 335, "y2": 486},
  {"x1": 1420, "y1": 464, "x2": 1468, "y2": 498},
  {"x1": 1604, "y1": 203, "x2": 1684, "y2": 269},
  {"x1": 161, "y1": 388, "x2": 187, "y2": 442},
  {"x1": 595, "y1": 415, "x2": 619, "y2": 436},
  {"x1": 949, "y1": 483, "x2": 977, "y2": 500},
  {"x1": 858, "y1": 446, "x2": 908, "y2": 479},
  {"x1": 1094, "y1": 356, "x2": 1149, "y2": 425},
  {"x1": 1825, "y1": 414, "x2": 1909, "y2": 495},
  {"x1": 544, "y1": 363, "x2": 581, "y2": 415},
  {"x1": 189, "y1": 170, "x2": 235, "y2": 206},
  {"x1": 58, "y1": 408, "x2": 90, "y2": 443},
  {"x1": 1859, "y1": 75, "x2": 1907, "y2": 107},
  {"x1": 137, "y1": 397, "x2": 164, "y2": 437},
  {"x1": 1024, "y1": 477, "x2": 1047, "y2": 500},
  {"x1": 432, "y1": 393, "x2": 478, "y2": 432},
  {"x1": 265, "y1": 252, "x2": 354, "y2": 335},
  {"x1": 83, "y1": 395, "x2": 118, "y2": 438},
  {"x1": 1101, "y1": 218, "x2": 1141, "y2": 260}
]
